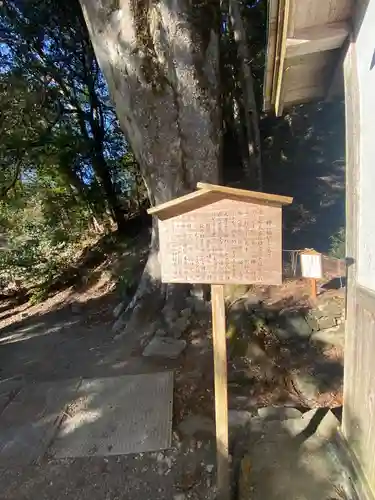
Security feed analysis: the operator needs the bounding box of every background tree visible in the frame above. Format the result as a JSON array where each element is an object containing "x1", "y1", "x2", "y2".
[{"x1": 0, "y1": 0, "x2": 143, "y2": 229}]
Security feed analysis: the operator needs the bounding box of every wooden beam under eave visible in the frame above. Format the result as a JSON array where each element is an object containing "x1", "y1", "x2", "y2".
[
  {"x1": 274, "y1": 0, "x2": 292, "y2": 117},
  {"x1": 285, "y1": 22, "x2": 349, "y2": 59}
]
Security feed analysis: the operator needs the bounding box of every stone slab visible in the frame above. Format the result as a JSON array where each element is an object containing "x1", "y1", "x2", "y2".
[
  {"x1": 143, "y1": 337, "x2": 186, "y2": 359},
  {"x1": 279, "y1": 312, "x2": 312, "y2": 339},
  {"x1": 0, "y1": 379, "x2": 81, "y2": 465},
  {"x1": 52, "y1": 372, "x2": 173, "y2": 458},
  {"x1": 310, "y1": 324, "x2": 345, "y2": 348}
]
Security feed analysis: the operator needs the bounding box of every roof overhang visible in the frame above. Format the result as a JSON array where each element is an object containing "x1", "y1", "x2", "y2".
[
  {"x1": 148, "y1": 183, "x2": 293, "y2": 220},
  {"x1": 263, "y1": 0, "x2": 354, "y2": 116}
]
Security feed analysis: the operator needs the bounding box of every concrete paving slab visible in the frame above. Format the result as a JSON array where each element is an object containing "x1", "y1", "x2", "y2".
[
  {"x1": 0, "y1": 379, "x2": 81, "y2": 465},
  {"x1": 52, "y1": 372, "x2": 173, "y2": 458}
]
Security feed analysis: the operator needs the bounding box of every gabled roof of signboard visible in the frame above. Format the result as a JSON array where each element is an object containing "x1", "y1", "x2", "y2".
[
  {"x1": 147, "y1": 183, "x2": 293, "y2": 220},
  {"x1": 263, "y1": 0, "x2": 354, "y2": 116}
]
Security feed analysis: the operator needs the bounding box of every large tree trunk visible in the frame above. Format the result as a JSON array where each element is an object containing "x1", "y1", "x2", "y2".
[{"x1": 78, "y1": 0, "x2": 221, "y2": 338}]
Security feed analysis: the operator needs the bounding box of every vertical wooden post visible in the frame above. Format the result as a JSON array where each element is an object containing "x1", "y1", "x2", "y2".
[
  {"x1": 211, "y1": 284, "x2": 230, "y2": 500},
  {"x1": 310, "y1": 277, "x2": 317, "y2": 301}
]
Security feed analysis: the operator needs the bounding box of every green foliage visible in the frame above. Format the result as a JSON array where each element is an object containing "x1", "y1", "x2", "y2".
[
  {"x1": 0, "y1": 0, "x2": 148, "y2": 294},
  {"x1": 0, "y1": 181, "x2": 94, "y2": 293},
  {"x1": 0, "y1": 0, "x2": 145, "y2": 226},
  {"x1": 329, "y1": 228, "x2": 346, "y2": 259}
]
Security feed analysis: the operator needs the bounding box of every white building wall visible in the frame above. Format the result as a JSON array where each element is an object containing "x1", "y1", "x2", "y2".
[{"x1": 356, "y1": 0, "x2": 375, "y2": 290}]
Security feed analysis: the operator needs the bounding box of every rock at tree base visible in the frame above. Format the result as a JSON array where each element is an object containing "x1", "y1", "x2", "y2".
[
  {"x1": 317, "y1": 316, "x2": 337, "y2": 330},
  {"x1": 278, "y1": 311, "x2": 312, "y2": 339},
  {"x1": 257, "y1": 406, "x2": 302, "y2": 421},
  {"x1": 291, "y1": 363, "x2": 343, "y2": 404},
  {"x1": 142, "y1": 337, "x2": 186, "y2": 359},
  {"x1": 310, "y1": 323, "x2": 345, "y2": 348},
  {"x1": 228, "y1": 410, "x2": 253, "y2": 428}
]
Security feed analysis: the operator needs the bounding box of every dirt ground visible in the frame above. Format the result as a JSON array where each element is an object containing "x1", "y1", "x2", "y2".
[{"x1": 0, "y1": 232, "x2": 345, "y2": 499}]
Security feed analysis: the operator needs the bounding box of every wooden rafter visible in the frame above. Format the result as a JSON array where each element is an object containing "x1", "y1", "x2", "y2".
[
  {"x1": 264, "y1": 0, "x2": 353, "y2": 113},
  {"x1": 286, "y1": 22, "x2": 349, "y2": 59}
]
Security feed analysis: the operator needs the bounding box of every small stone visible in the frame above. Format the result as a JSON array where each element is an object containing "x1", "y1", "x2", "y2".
[
  {"x1": 273, "y1": 326, "x2": 294, "y2": 341},
  {"x1": 320, "y1": 300, "x2": 344, "y2": 318},
  {"x1": 310, "y1": 324, "x2": 345, "y2": 348},
  {"x1": 180, "y1": 308, "x2": 192, "y2": 319},
  {"x1": 163, "y1": 307, "x2": 179, "y2": 327},
  {"x1": 173, "y1": 317, "x2": 189, "y2": 338},
  {"x1": 154, "y1": 329, "x2": 167, "y2": 337},
  {"x1": 291, "y1": 372, "x2": 319, "y2": 402},
  {"x1": 305, "y1": 312, "x2": 319, "y2": 332},
  {"x1": 205, "y1": 464, "x2": 214, "y2": 473},
  {"x1": 279, "y1": 311, "x2": 312, "y2": 339},
  {"x1": 228, "y1": 410, "x2": 253, "y2": 428},
  {"x1": 257, "y1": 406, "x2": 302, "y2": 421},
  {"x1": 292, "y1": 365, "x2": 343, "y2": 404},
  {"x1": 142, "y1": 337, "x2": 186, "y2": 359},
  {"x1": 174, "y1": 494, "x2": 186, "y2": 500},
  {"x1": 113, "y1": 302, "x2": 124, "y2": 319},
  {"x1": 318, "y1": 316, "x2": 336, "y2": 330},
  {"x1": 224, "y1": 284, "x2": 249, "y2": 301},
  {"x1": 156, "y1": 452, "x2": 164, "y2": 463},
  {"x1": 190, "y1": 287, "x2": 205, "y2": 301}
]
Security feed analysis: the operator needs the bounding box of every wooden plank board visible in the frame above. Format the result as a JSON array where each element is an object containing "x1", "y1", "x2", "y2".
[
  {"x1": 159, "y1": 198, "x2": 283, "y2": 285},
  {"x1": 286, "y1": 22, "x2": 349, "y2": 59},
  {"x1": 196, "y1": 183, "x2": 293, "y2": 206},
  {"x1": 147, "y1": 189, "x2": 214, "y2": 218},
  {"x1": 282, "y1": 87, "x2": 326, "y2": 106},
  {"x1": 211, "y1": 284, "x2": 229, "y2": 500},
  {"x1": 275, "y1": 0, "x2": 291, "y2": 116},
  {"x1": 149, "y1": 184, "x2": 293, "y2": 220},
  {"x1": 342, "y1": 38, "x2": 359, "y2": 442},
  {"x1": 291, "y1": 0, "x2": 352, "y2": 31},
  {"x1": 264, "y1": 0, "x2": 280, "y2": 110}
]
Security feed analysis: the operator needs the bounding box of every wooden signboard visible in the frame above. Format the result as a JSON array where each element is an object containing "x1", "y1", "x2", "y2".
[
  {"x1": 159, "y1": 198, "x2": 282, "y2": 285},
  {"x1": 148, "y1": 183, "x2": 293, "y2": 499},
  {"x1": 300, "y1": 249, "x2": 322, "y2": 301},
  {"x1": 300, "y1": 252, "x2": 323, "y2": 279}
]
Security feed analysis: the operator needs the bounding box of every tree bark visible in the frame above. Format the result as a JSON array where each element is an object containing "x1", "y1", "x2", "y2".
[
  {"x1": 79, "y1": 0, "x2": 221, "y2": 203},
  {"x1": 78, "y1": 0, "x2": 222, "y2": 337},
  {"x1": 229, "y1": 0, "x2": 262, "y2": 189}
]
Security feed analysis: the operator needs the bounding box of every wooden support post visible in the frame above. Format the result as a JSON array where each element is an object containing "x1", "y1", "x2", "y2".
[
  {"x1": 310, "y1": 277, "x2": 317, "y2": 301},
  {"x1": 211, "y1": 284, "x2": 230, "y2": 500}
]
